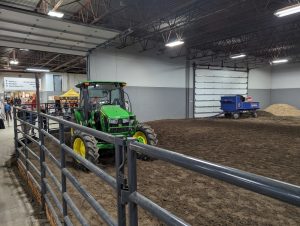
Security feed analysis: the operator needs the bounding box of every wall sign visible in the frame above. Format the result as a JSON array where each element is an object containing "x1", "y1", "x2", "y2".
[{"x1": 4, "y1": 77, "x2": 41, "y2": 91}]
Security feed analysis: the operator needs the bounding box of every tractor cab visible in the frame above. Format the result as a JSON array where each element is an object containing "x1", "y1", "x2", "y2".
[
  {"x1": 76, "y1": 81, "x2": 129, "y2": 115},
  {"x1": 74, "y1": 81, "x2": 134, "y2": 130}
]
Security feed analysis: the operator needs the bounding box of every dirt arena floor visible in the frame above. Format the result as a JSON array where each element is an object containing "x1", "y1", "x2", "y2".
[{"x1": 26, "y1": 113, "x2": 300, "y2": 225}]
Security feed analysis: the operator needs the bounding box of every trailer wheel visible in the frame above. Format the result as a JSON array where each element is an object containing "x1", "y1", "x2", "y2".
[{"x1": 233, "y1": 113, "x2": 240, "y2": 119}]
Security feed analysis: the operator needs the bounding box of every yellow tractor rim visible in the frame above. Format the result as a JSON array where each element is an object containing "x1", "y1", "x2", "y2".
[
  {"x1": 133, "y1": 131, "x2": 148, "y2": 144},
  {"x1": 73, "y1": 137, "x2": 86, "y2": 158}
]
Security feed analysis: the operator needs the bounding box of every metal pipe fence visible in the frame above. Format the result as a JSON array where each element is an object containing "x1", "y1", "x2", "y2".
[{"x1": 13, "y1": 107, "x2": 300, "y2": 226}]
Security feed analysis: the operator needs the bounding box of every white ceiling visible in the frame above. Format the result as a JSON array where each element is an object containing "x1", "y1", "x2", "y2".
[{"x1": 0, "y1": 6, "x2": 119, "y2": 56}]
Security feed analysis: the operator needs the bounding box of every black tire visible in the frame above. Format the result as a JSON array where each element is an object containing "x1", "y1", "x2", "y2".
[
  {"x1": 233, "y1": 113, "x2": 240, "y2": 119},
  {"x1": 134, "y1": 123, "x2": 158, "y2": 160},
  {"x1": 71, "y1": 130, "x2": 99, "y2": 171}
]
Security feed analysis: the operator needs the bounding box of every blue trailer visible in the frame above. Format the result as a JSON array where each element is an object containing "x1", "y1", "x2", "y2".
[{"x1": 220, "y1": 95, "x2": 260, "y2": 119}]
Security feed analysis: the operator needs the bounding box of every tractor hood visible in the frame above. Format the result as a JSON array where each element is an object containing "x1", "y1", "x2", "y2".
[{"x1": 101, "y1": 105, "x2": 130, "y2": 119}]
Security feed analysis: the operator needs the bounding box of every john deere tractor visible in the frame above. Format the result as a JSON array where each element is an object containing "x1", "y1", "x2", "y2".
[{"x1": 71, "y1": 81, "x2": 157, "y2": 164}]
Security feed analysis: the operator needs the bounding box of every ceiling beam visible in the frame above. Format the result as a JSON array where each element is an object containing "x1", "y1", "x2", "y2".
[
  {"x1": 40, "y1": 54, "x2": 62, "y2": 67},
  {"x1": 51, "y1": 56, "x2": 84, "y2": 71},
  {"x1": 0, "y1": 40, "x2": 87, "y2": 56},
  {"x1": 53, "y1": 0, "x2": 64, "y2": 11},
  {"x1": 61, "y1": 58, "x2": 85, "y2": 72}
]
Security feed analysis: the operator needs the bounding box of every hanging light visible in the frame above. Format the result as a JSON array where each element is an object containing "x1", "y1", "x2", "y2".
[
  {"x1": 48, "y1": 10, "x2": 64, "y2": 18},
  {"x1": 9, "y1": 59, "x2": 19, "y2": 65},
  {"x1": 271, "y1": 59, "x2": 289, "y2": 64},
  {"x1": 165, "y1": 40, "x2": 184, "y2": 47},
  {"x1": 10, "y1": 49, "x2": 19, "y2": 65},
  {"x1": 26, "y1": 68, "x2": 50, "y2": 72},
  {"x1": 230, "y1": 53, "x2": 246, "y2": 59},
  {"x1": 274, "y1": 3, "x2": 300, "y2": 17}
]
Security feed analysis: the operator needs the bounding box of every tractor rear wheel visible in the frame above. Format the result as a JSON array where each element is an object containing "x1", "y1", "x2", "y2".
[
  {"x1": 71, "y1": 130, "x2": 99, "y2": 170},
  {"x1": 133, "y1": 123, "x2": 158, "y2": 160}
]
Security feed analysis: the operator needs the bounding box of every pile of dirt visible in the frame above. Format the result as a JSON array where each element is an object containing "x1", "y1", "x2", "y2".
[
  {"x1": 256, "y1": 110, "x2": 274, "y2": 117},
  {"x1": 264, "y1": 104, "x2": 300, "y2": 117}
]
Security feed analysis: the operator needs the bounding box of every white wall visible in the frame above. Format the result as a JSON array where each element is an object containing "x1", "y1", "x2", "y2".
[
  {"x1": 42, "y1": 73, "x2": 54, "y2": 92},
  {"x1": 248, "y1": 63, "x2": 300, "y2": 90},
  {"x1": 248, "y1": 66, "x2": 272, "y2": 89},
  {"x1": 89, "y1": 47, "x2": 186, "y2": 88},
  {"x1": 269, "y1": 62, "x2": 300, "y2": 108},
  {"x1": 43, "y1": 73, "x2": 86, "y2": 92},
  {"x1": 271, "y1": 62, "x2": 300, "y2": 89},
  {"x1": 89, "y1": 46, "x2": 187, "y2": 121},
  {"x1": 248, "y1": 63, "x2": 300, "y2": 108}
]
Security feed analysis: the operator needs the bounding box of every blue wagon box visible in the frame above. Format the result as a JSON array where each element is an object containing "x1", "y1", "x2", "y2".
[{"x1": 220, "y1": 95, "x2": 260, "y2": 119}]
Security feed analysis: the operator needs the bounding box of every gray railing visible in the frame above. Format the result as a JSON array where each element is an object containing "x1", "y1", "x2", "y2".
[{"x1": 13, "y1": 107, "x2": 300, "y2": 226}]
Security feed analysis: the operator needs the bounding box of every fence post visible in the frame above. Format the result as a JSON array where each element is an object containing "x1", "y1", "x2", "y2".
[
  {"x1": 23, "y1": 110, "x2": 29, "y2": 171},
  {"x1": 59, "y1": 123, "x2": 68, "y2": 225},
  {"x1": 13, "y1": 107, "x2": 19, "y2": 159},
  {"x1": 45, "y1": 104, "x2": 49, "y2": 132},
  {"x1": 39, "y1": 113, "x2": 46, "y2": 210},
  {"x1": 127, "y1": 139, "x2": 138, "y2": 226},
  {"x1": 115, "y1": 137, "x2": 126, "y2": 226}
]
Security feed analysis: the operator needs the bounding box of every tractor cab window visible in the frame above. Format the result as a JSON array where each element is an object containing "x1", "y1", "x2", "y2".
[{"x1": 87, "y1": 84, "x2": 124, "y2": 108}]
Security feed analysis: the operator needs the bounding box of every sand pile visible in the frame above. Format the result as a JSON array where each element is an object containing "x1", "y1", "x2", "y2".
[{"x1": 264, "y1": 104, "x2": 300, "y2": 117}]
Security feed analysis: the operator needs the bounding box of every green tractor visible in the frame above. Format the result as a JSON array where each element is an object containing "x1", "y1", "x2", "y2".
[{"x1": 71, "y1": 81, "x2": 157, "y2": 164}]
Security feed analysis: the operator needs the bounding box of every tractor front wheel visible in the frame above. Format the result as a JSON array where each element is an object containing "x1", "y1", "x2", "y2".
[
  {"x1": 71, "y1": 130, "x2": 99, "y2": 170},
  {"x1": 133, "y1": 124, "x2": 158, "y2": 160}
]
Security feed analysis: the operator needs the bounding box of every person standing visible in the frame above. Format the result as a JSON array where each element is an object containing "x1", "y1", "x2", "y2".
[
  {"x1": 0, "y1": 99, "x2": 4, "y2": 118},
  {"x1": 4, "y1": 101, "x2": 12, "y2": 126},
  {"x1": 0, "y1": 99, "x2": 5, "y2": 129}
]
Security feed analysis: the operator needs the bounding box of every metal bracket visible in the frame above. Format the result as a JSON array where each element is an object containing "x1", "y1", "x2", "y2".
[
  {"x1": 121, "y1": 189, "x2": 130, "y2": 205},
  {"x1": 115, "y1": 136, "x2": 126, "y2": 146}
]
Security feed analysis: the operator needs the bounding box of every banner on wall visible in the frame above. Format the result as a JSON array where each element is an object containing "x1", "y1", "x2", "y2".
[{"x1": 4, "y1": 77, "x2": 41, "y2": 91}]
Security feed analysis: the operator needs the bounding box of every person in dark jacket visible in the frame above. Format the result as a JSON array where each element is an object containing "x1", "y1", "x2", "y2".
[{"x1": 4, "y1": 101, "x2": 12, "y2": 121}]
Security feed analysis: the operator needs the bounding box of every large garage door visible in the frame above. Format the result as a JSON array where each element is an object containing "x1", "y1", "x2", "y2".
[{"x1": 194, "y1": 69, "x2": 248, "y2": 118}]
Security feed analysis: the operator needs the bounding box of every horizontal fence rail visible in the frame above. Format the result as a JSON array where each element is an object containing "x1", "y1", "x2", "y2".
[
  {"x1": 129, "y1": 142, "x2": 300, "y2": 207},
  {"x1": 13, "y1": 106, "x2": 300, "y2": 226}
]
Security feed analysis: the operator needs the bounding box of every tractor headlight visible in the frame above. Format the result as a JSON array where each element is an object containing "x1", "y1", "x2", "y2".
[
  {"x1": 109, "y1": 119, "x2": 118, "y2": 124},
  {"x1": 122, "y1": 118, "x2": 129, "y2": 123}
]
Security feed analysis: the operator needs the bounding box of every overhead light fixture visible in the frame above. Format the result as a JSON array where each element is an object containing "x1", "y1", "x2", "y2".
[
  {"x1": 26, "y1": 68, "x2": 50, "y2": 72},
  {"x1": 20, "y1": 48, "x2": 29, "y2": 51},
  {"x1": 165, "y1": 40, "x2": 184, "y2": 47},
  {"x1": 230, "y1": 53, "x2": 246, "y2": 59},
  {"x1": 274, "y1": 3, "x2": 300, "y2": 17},
  {"x1": 271, "y1": 59, "x2": 289, "y2": 64},
  {"x1": 48, "y1": 10, "x2": 64, "y2": 18},
  {"x1": 9, "y1": 59, "x2": 19, "y2": 65},
  {"x1": 10, "y1": 49, "x2": 19, "y2": 65}
]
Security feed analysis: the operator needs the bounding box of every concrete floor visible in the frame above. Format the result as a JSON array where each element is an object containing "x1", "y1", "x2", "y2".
[{"x1": 0, "y1": 121, "x2": 41, "y2": 226}]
